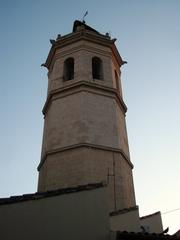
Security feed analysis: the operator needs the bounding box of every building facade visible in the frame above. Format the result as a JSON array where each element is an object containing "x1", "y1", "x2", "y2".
[{"x1": 0, "y1": 21, "x2": 166, "y2": 240}]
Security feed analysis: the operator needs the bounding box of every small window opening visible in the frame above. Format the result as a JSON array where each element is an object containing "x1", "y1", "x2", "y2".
[
  {"x1": 115, "y1": 70, "x2": 120, "y2": 91},
  {"x1": 92, "y1": 57, "x2": 103, "y2": 80},
  {"x1": 63, "y1": 58, "x2": 74, "y2": 81}
]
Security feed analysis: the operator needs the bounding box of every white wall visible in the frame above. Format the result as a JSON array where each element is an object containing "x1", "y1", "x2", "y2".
[
  {"x1": 110, "y1": 207, "x2": 141, "y2": 232},
  {"x1": 0, "y1": 186, "x2": 110, "y2": 240},
  {"x1": 140, "y1": 211, "x2": 163, "y2": 233}
]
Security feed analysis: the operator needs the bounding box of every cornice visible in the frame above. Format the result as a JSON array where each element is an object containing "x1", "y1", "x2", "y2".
[
  {"x1": 55, "y1": 44, "x2": 112, "y2": 60},
  {"x1": 43, "y1": 29, "x2": 125, "y2": 70},
  {"x1": 42, "y1": 81, "x2": 127, "y2": 116},
  {"x1": 37, "y1": 142, "x2": 133, "y2": 171}
]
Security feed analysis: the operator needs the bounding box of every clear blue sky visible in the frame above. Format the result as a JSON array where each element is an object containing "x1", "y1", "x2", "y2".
[{"x1": 0, "y1": 0, "x2": 179, "y2": 234}]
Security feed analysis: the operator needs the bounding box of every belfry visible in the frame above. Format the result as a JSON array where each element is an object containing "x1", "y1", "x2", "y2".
[{"x1": 38, "y1": 20, "x2": 136, "y2": 213}]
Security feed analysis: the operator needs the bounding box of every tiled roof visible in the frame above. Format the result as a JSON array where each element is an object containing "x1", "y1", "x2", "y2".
[
  {"x1": 116, "y1": 231, "x2": 180, "y2": 240},
  {"x1": 174, "y1": 230, "x2": 180, "y2": 237},
  {"x1": 0, "y1": 182, "x2": 104, "y2": 205},
  {"x1": 110, "y1": 206, "x2": 138, "y2": 216},
  {"x1": 140, "y1": 211, "x2": 161, "y2": 220}
]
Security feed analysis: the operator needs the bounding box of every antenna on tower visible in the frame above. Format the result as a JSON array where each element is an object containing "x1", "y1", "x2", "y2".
[{"x1": 82, "y1": 10, "x2": 88, "y2": 23}]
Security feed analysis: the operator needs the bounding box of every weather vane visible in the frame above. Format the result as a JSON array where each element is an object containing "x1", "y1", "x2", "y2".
[{"x1": 82, "y1": 10, "x2": 88, "y2": 23}]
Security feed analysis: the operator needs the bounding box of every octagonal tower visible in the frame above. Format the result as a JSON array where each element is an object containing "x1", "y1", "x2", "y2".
[{"x1": 38, "y1": 20, "x2": 136, "y2": 212}]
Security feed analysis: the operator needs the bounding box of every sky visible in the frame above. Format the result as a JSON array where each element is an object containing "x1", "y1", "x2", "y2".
[{"x1": 0, "y1": 0, "x2": 180, "y2": 234}]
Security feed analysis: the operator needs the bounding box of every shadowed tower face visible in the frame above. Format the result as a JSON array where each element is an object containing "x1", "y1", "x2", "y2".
[{"x1": 38, "y1": 20, "x2": 136, "y2": 212}]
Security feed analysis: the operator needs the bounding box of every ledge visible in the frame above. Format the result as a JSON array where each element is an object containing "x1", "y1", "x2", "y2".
[
  {"x1": 38, "y1": 142, "x2": 133, "y2": 171},
  {"x1": 42, "y1": 80, "x2": 127, "y2": 115}
]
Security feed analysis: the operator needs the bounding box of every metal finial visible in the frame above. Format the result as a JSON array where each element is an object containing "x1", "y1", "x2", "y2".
[{"x1": 82, "y1": 10, "x2": 88, "y2": 23}]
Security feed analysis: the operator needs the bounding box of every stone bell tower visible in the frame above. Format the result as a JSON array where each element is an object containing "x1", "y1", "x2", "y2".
[{"x1": 38, "y1": 20, "x2": 136, "y2": 212}]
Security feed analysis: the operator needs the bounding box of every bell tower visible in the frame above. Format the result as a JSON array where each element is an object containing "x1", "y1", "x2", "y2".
[{"x1": 38, "y1": 20, "x2": 136, "y2": 212}]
